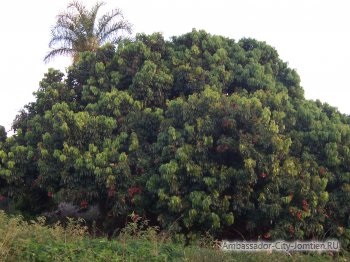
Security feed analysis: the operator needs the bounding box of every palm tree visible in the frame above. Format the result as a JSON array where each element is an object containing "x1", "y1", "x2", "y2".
[{"x1": 44, "y1": 1, "x2": 132, "y2": 63}]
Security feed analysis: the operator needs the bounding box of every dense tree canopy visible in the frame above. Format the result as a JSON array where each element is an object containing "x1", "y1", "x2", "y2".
[{"x1": 1, "y1": 30, "x2": 350, "y2": 247}]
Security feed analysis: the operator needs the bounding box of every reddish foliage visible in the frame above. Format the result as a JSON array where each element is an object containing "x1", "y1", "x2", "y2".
[
  {"x1": 80, "y1": 200, "x2": 88, "y2": 209},
  {"x1": 0, "y1": 195, "x2": 6, "y2": 202},
  {"x1": 289, "y1": 225, "x2": 295, "y2": 235},
  {"x1": 216, "y1": 144, "x2": 229, "y2": 153},
  {"x1": 319, "y1": 167, "x2": 326, "y2": 176},
  {"x1": 222, "y1": 119, "x2": 229, "y2": 128},
  {"x1": 131, "y1": 213, "x2": 139, "y2": 222},
  {"x1": 117, "y1": 117, "x2": 124, "y2": 124},
  {"x1": 222, "y1": 119, "x2": 233, "y2": 129},
  {"x1": 107, "y1": 185, "x2": 116, "y2": 198},
  {"x1": 302, "y1": 200, "x2": 309, "y2": 211},
  {"x1": 289, "y1": 208, "x2": 295, "y2": 216},
  {"x1": 108, "y1": 188, "x2": 116, "y2": 198},
  {"x1": 128, "y1": 186, "x2": 141, "y2": 198},
  {"x1": 136, "y1": 166, "x2": 145, "y2": 174},
  {"x1": 289, "y1": 193, "x2": 294, "y2": 202},
  {"x1": 47, "y1": 192, "x2": 53, "y2": 198}
]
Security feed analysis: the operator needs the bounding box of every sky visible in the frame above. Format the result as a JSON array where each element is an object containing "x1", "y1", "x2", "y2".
[{"x1": 0, "y1": 0, "x2": 349, "y2": 133}]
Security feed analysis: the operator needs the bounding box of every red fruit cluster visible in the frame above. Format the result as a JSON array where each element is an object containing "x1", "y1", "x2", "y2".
[
  {"x1": 263, "y1": 232, "x2": 271, "y2": 239},
  {"x1": 296, "y1": 211, "x2": 302, "y2": 220},
  {"x1": 302, "y1": 200, "x2": 309, "y2": 211},
  {"x1": 128, "y1": 186, "x2": 141, "y2": 198},
  {"x1": 260, "y1": 172, "x2": 267, "y2": 178},
  {"x1": 80, "y1": 200, "x2": 88, "y2": 209}
]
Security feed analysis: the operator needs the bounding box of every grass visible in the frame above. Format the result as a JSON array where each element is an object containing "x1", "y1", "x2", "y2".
[{"x1": 0, "y1": 210, "x2": 348, "y2": 261}]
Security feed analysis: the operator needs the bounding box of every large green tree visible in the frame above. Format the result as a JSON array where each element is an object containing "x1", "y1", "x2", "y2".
[
  {"x1": 44, "y1": 1, "x2": 132, "y2": 62},
  {"x1": 2, "y1": 30, "x2": 350, "y2": 247}
]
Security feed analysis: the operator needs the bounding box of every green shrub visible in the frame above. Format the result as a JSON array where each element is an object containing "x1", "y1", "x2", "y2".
[{"x1": 1, "y1": 211, "x2": 346, "y2": 261}]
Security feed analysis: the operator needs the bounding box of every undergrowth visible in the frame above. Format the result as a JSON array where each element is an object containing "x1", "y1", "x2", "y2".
[{"x1": 0, "y1": 210, "x2": 348, "y2": 261}]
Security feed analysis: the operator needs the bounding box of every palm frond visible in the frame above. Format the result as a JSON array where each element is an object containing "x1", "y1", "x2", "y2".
[
  {"x1": 66, "y1": 1, "x2": 93, "y2": 37},
  {"x1": 53, "y1": 10, "x2": 81, "y2": 40},
  {"x1": 96, "y1": 8, "x2": 123, "y2": 33},
  {"x1": 67, "y1": 1, "x2": 87, "y2": 17},
  {"x1": 48, "y1": 34, "x2": 75, "y2": 49},
  {"x1": 90, "y1": 1, "x2": 105, "y2": 27},
  {"x1": 98, "y1": 20, "x2": 132, "y2": 44},
  {"x1": 44, "y1": 47, "x2": 74, "y2": 63},
  {"x1": 84, "y1": 1, "x2": 105, "y2": 40},
  {"x1": 57, "y1": 9, "x2": 78, "y2": 25},
  {"x1": 96, "y1": 8, "x2": 131, "y2": 40}
]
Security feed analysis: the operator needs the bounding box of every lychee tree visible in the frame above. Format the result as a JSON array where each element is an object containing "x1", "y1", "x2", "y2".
[{"x1": 0, "y1": 30, "x2": 350, "y2": 248}]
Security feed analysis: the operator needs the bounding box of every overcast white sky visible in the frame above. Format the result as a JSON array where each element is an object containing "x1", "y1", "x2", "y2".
[{"x1": 0, "y1": 0, "x2": 349, "y2": 133}]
